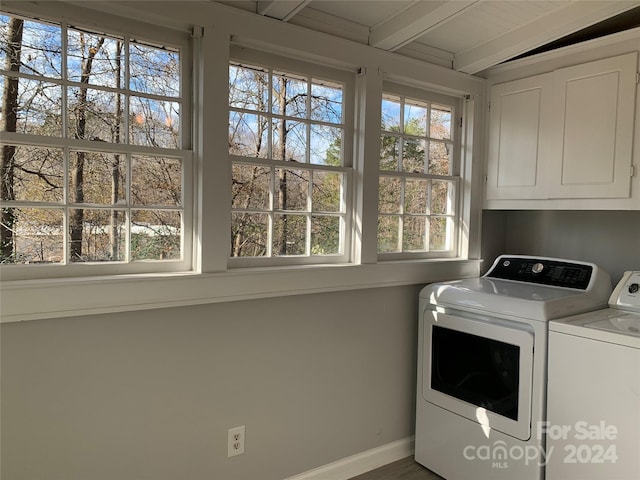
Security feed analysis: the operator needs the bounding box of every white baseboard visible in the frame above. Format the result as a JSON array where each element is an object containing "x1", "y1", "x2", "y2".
[{"x1": 283, "y1": 436, "x2": 414, "y2": 480}]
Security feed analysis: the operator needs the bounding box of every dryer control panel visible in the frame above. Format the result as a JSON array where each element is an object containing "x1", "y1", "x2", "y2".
[
  {"x1": 485, "y1": 255, "x2": 594, "y2": 290},
  {"x1": 611, "y1": 271, "x2": 640, "y2": 312}
]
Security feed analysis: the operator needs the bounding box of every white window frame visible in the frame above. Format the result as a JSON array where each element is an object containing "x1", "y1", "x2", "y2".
[
  {"x1": 228, "y1": 47, "x2": 355, "y2": 267},
  {"x1": 0, "y1": 1, "x2": 484, "y2": 323},
  {"x1": 0, "y1": 9, "x2": 193, "y2": 281},
  {"x1": 377, "y1": 81, "x2": 462, "y2": 261}
]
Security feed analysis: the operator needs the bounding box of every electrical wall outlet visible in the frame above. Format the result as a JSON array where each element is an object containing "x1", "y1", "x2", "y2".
[{"x1": 227, "y1": 425, "x2": 245, "y2": 457}]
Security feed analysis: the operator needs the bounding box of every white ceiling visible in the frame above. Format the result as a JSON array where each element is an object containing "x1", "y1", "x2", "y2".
[{"x1": 215, "y1": 0, "x2": 640, "y2": 74}]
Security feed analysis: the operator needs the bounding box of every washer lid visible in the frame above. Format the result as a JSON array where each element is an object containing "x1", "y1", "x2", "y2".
[
  {"x1": 421, "y1": 255, "x2": 612, "y2": 321},
  {"x1": 586, "y1": 313, "x2": 640, "y2": 337},
  {"x1": 421, "y1": 276, "x2": 609, "y2": 321},
  {"x1": 549, "y1": 308, "x2": 640, "y2": 349}
]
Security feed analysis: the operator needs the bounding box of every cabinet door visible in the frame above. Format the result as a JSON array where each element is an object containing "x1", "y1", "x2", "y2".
[
  {"x1": 486, "y1": 73, "x2": 554, "y2": 199},
  {"x1": 549, "y1": 52, "x2": 637, "y2": 199}
]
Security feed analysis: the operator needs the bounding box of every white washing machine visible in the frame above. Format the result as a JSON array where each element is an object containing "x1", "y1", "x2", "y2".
[
  {"x1": 546, "y1": 271, "x2": 640, "y2": 480},
  {"x1": 415, "y1": 255, "x2": 612, "y2": 480}
]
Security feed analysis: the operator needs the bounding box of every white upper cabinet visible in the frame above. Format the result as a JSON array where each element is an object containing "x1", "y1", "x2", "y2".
[
  {"x1": 485, "y1": 50, "x2": 639, "y2": 209},
  {"x1": 486, "y1": 73, "x2": 553, "y2": 200},
  {"x1": 549, "y1": 53, "x2": 637, "y2": 199}
]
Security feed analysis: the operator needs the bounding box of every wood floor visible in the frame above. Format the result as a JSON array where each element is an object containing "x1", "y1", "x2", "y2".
[{"x1": 348, "y1": 457, "x2": 444, "y2": 480}]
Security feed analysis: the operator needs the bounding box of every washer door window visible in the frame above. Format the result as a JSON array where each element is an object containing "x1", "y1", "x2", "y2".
[{"x1": 423, "y1": 310, "x2": 534, "y2": 441}]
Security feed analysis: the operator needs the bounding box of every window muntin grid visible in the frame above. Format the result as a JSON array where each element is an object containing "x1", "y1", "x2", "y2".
[
  {"x1": 0, "y1": 13, "x2": 189, "y2": 274},
  {"x1": 378, "y1": 92, "x2": 459, "y2": 256},
  {"x1": 229, "y1": 60, "x2": 350, "y2": 263}
]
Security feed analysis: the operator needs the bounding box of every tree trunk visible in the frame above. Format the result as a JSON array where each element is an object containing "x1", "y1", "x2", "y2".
[
  {"x1": 0, "y1": 18, "x2": 24, "y2": 262},
  {"x1": 276, "y1": 78, "x2": 288, "y2": 255},
  {"x1": 110, "y1": 41, "x2": 123, "y2": 260},
  {"x1": 231, "y1": 73, "x2": 269, "y2": 257},
  {"x1": 69, "y1": 35, "x2": 105, "y2": 261}
]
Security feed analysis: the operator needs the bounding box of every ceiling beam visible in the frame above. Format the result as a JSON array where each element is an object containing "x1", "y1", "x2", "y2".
[
  {"x1": 257, "y1": 0, "x2": 312, "y2": 22},
  {"x1": 453, "y1": 0, "x2": 640, "y2": 74},
  {"x1": 369, "y1": 0, "x2": 478, "y2": 51}
]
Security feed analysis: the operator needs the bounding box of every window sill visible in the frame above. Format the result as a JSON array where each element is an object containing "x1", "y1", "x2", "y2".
[{"x1": 0, "y1": 259, "x2": 481, "y2": 323}]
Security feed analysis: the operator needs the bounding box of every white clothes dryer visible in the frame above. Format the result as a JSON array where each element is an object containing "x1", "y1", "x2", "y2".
[
  {"x1": 415, "y1": 255, "x2": 612, "y2": 480},
  {"x1": 546, "y1": 271, "x2": 640, "y2": 480}
]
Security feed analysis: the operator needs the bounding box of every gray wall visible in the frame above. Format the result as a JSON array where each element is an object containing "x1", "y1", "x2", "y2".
[
  {"x1": 1, "y1": 285, "x2": 422, "y2": 480},
  {"x1": 482, "y1": 210, "x2": 640, "y2": 284},
  {"x1": 6, "y1": 210, "x2": 636, "y2": 480}
]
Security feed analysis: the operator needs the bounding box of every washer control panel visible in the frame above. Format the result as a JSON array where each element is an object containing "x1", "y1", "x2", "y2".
[
  {"x1": 485, "y1": 255, "x2": 594, "y2": 290},
  {"x1": 611, "y1": 271, "x2": 640, "y2": 312}
]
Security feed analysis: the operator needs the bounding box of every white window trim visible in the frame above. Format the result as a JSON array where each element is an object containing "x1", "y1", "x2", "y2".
[
  {"x1": 0, "y1": 1, "x2": 486, "y2": 323},
  {"x1": 0, "y1": 7, "x2": 194, "y2": 280},
  {"x1": 0, "y1": 259, "x2": 482, "y2": 322},
  {"x1": 377, "y1": 82, "x2": 463, "y2": 261},
  {"x1": 227, "y1": 47, "x2": 355, "y2": 267}
]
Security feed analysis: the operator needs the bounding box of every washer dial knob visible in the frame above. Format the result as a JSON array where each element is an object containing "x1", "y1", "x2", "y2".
[
  {"x1": 532, "y1": 262, "x2": 544, "y2": 274},
  {"x1": 629, "y1": 283, "x2": 639, "y2": 294}
]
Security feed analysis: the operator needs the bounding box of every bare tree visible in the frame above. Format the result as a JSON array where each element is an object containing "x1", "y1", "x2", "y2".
[
  {"x1": 230, "y1": 68, "x2": 270, "y2": 257},
  {"x1": 229, "y1": 65, "x2": 344, "y2": 258},
  {"x1": 275, "y1": 78, "x2": 289, "y2": 255},
  {"x1": 69, "y1": 34, "x2": 105, "y2": 261},
  {"x1": 0, "y1": 17, "x2": 24, "y2": 261},
  {"x1": 110, "y1": 40, "x2": 123, "y2": 260}
]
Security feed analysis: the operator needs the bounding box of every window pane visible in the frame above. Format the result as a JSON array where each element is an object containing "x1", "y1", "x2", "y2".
[
  {"x1": 272, "y1": 72, "x2": 307, "y2": 118},
  {"x1": 132, "y1": 156, "x2": 182, "y2": 206},
  {"x1": 432, "y1": 180, "x2": 453, "y2": 215},
  {"x1": 310, "y1": 80, "x2": 342, "y2": 124},
  {"x1": 430, "y1": 217, "x2": 451, "y2": 251},
  {"x1": 404, "y1": 99, "x2": 428, "y2": 136},
  {"x1": 275, "y1": 168, "x2": 309, "y2": 211},
  {"x1": 231, "y1": 212, "x2": 268, "y2": 257},
  {"x1": 403, "y1": 216, "x2": 427, "y2": 251},
  {"x1": 379, "y1": 91, "x2": 457, "y2": 256},
  {"x1": 310, "y1": 124, "x2": 341, "y2": 165},
  {"x1": 404, "y1": 179, "x2": 428, "y2": 214},
  {"x1": 272, "y1": 119, "x2": 306, "y2": 162},
  {"x1": 1, "y1": 14, "x2": 187, "y2": 274},
  {"x1": 232, "y1": 164, "x2": 270, "y2": 210},
  {"x1": 129, "y1": 42, "x2": 179, "y2": 97},
  {"x1": 229, "y1": 112, "x2": 269, "y2": 158},
  {"x1": 273, "y1": 214, "x2": 306, "y2": 256},
  {"x1": 381, "y1": 94, "x2": 401, "y2": 131},
  {"x1": 1, "y1": 207, "x2": 63, "y2": 264},
  {"x1": 68, "y1": 87, "x2": 123, "y2": 142},
  {"x1": 431, "y1": 104, "x2": 452, "y2": 140},
  {"x1": 380, "y1": 135, "x2": 399, "y2": 171},
  {"x1": 67, "y1": 29, "x2": 122, "y2": 88},
  {"x1": 11, "y1": 79, "x2": 61, "y2": 136},
  {"x1": 229, "y1": 64, "x2": 269, "y2": 111},
  {"x1": 69, "y1": 151, "x2": 126, "y2": 205},
  {"x1": 377, "y1": 215, "x2": 399, "y2": 253},
  {"x1": 429, "y1": 141, "x2": 451, "y2": 175},
  {"x1": 69, "y1": 208, "x2": 126, "y2": 262},
  {"x1": 229, "y1": 60, "x2": 347, "y2": 262},
  {"x1": 3, "y1": 145, "x2": 64, "y2": 202},
  {"x1": 131, "y1": 210, "x2": 181, "y2": 260},
  {"x1": 311, "y1": 215, "x2": 340, "y2": 255},
  {"x1": 312, "y1": 171, "x2": 341, "y2": 213},
  {"x1": 402, "y1": 138, "x2": 426, "y2": 173},
  {"x1": 378, "y1": 176, "x2": 401, "y2": 214},
  {"x1": 0, "y1": 16, "x2": 62, "y2": 79},
  {"x1": 130, "y1": 96, "x2": 180, "y2": 149}
]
